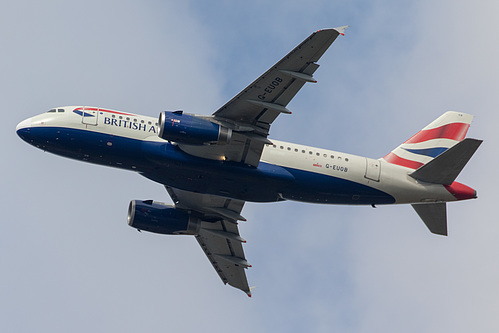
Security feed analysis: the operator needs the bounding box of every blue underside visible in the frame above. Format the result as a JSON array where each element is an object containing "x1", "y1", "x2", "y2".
[{"x1": 17, "y1": 127, "x2": 395, "y2": 205}]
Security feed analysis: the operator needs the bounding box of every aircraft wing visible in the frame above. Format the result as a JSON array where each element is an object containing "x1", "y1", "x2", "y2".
[
  {"x1": 178, "y1": 27, "x2": 347, "y2": 167},
  {"x1": 165, "y1": 186, "x2": 252, "y2": 296}
]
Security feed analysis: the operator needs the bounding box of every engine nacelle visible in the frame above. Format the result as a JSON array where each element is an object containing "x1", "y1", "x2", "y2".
[
  {"x1": 127, "y1": 200, "x2": 200, "y2": 235},
  {"x1": 158, "y1": 111, "x2": 232, "y2": 145}
]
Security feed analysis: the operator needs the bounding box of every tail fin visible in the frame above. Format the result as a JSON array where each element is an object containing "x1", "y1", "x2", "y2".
[
  {"x1": 384, "y1": 112, "x2": 482, "y2": 236},
  {"x1": 383, "y1": 111, "x2": 474, "y2": 169}
]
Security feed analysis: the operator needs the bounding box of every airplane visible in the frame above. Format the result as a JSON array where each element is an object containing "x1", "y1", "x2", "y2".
[{"x1": 16, "y1": 26, "x2": 482, "y2": 297}]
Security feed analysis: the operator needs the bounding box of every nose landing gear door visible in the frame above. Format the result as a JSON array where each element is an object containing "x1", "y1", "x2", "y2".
[{"x1": 81, "y1": 107, "x2": 98, "y2": 126}]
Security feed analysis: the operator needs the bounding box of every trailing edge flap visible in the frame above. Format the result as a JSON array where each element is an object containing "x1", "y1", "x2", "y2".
[
  {"x1": 412, "y1": 203, "x2": 447, "y2": 236},
  {"x1": 409, "y1": 138, "x2": 482, "y2": 185}
]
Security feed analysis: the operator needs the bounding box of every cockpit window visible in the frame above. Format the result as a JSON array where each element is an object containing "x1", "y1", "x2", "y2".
[
  {"x1": 57, "y1": 109, "x2": 65, "y2": 112},
  {"x1": 47, "y1": 109, "x2": 56, "y2": 113}
]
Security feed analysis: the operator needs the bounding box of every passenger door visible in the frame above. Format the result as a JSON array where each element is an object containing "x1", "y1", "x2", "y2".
[{"x1": 81, "y1": 107, "x2": 98, "y2": 126}]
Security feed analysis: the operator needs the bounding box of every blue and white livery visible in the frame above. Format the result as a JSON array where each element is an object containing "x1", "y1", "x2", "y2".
[{"x1": 16, "y1": 27, "x2": 482, "y2": 296}]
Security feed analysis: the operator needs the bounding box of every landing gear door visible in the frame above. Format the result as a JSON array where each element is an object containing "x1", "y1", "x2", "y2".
[
  {"x1": 82, "y1": 107, "x2": 98, "y2": 126},
  {"x1": 365, "y1": 158, "x2": 380, "y2": 182}
]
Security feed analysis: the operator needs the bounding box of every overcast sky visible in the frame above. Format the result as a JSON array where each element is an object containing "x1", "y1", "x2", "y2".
[{"x1": 2, "y1": 1, "x2": 498, "y2": 332}]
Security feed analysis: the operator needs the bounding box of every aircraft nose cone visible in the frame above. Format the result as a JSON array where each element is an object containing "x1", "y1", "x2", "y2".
[
  {"x1": 16, "y1": 117, "x2": 32, "y2": 141},
  {"x1": 16, "y1": 117, "x2": 32, "y2": 131}
]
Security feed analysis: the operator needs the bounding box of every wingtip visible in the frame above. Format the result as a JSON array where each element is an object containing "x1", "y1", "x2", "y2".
[
  {"x1": 246, "y1": 286, "x2": 257, "y2": 297},
  {"x1": 333, "y1": 25, "x2": 349, "y2": 36}
]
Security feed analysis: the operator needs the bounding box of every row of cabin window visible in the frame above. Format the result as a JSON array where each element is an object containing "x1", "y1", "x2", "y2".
[
  {"x1": 272, "y1": 144, "x2": 349, "y2": 162},
  {"x1": 110, "y1": 114, "x2": 158, "y2": 126}
]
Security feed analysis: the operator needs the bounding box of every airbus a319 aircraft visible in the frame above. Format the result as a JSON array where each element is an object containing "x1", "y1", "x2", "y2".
[{"x1": 16, "y1": 27, "x2": 482, "y2": 296}]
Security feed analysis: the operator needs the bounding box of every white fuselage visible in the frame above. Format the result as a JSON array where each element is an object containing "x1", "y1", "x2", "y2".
[{"x1": 16, "y1": 106, "x2": 463, "y2": 206}]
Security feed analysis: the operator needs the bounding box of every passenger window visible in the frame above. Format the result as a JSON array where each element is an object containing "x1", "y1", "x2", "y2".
[
  {"x1": 330, "y1": 155, "x2": 334, "y2": 159},
  {"x1": 294, "y1": 148, "x2": 298, "y2": 152},
  {"x1": 345, "y1": 158, "x2": 349, "y2": 162},
  {"x1": 287, "y1": 147, "x2": 291, "y2": 151},
  {"x1": 323, "y1": 154, "x2": 327, "y2": 158},
  {"x1": 133, "y1": 118, "x2": 137, "y2": 122},
  {"x1": 302, "y1": 150, "x2": 305, "y2": 153},
  {"x1": 316, "y1": 152, "x2": 320, "y2": 156},
  {"x1": 309, "y1": 151, "x2": 312, "y2": 155},
  {"x1": 280, "y1": 146, "x2": 284, "y2": 149}
]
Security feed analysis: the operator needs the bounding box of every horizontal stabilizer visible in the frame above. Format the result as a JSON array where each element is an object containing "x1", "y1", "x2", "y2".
[
  {"x1": 412, "y1": 203, "x2": 447, "y2": 236},
  {"x1": 410, "y1": 138, "x2": 482, "y2": 185}
]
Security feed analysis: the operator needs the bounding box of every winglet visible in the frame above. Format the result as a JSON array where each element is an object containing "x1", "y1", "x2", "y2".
[
  {"x1": 333, "y1": 25, "x2": 349, "y2": 36},
  {"x1": 246, "y1": 286, "x2": 257, "y2": 298}
]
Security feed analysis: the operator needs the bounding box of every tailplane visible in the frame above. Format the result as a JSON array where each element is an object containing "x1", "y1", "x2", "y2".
[
  {"x1": 409, "y1": 137, "x2": 481, "y2": 236},
  {"x1": 412, "y1": 203, "x2": 447, "y2": 236},
  {"x1": 409, "y1": 138, "x2": 482, "y2": 185}
]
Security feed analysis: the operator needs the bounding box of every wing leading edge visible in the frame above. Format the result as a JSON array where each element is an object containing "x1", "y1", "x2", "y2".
[
  {"x1": 213, "y1": 26, "x2": 348, "y2": 126},
  {"x1": 177, "y1": 26, "x2": 348, "y2": 167}
]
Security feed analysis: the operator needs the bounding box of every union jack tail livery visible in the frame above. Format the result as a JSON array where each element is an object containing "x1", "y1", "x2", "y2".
[
  {"x1": 383, "y1": 111, "x2": 474, "y2": 170},
  {"x1": 383, "y1": 111, "x2": 482, "y2": 236}
]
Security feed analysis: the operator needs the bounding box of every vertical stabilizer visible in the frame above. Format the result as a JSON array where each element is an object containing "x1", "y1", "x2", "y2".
[{"x1": 384, "y1": 112, "x2": 473, "y2": 169}]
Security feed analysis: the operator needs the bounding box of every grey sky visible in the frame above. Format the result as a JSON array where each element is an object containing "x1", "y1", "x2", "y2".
[{"x1": 2, "y1": 1, "x2": 498, "y2": 332}]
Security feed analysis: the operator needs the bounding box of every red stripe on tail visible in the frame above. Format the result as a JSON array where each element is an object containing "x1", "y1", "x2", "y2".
[
  {"x1": 405, "y1": 123, "x2": 470, "y2": 144},
  {"x1": 383, "y1": 152, "x2": 424, "y2": 169}
]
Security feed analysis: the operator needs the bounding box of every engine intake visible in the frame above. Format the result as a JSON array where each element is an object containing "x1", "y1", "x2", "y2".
[
  {"x1": 127, "y1": 200, "x2": 200, "y2": 235},
  {"x1": 158, "y1": 111, "x2": 232, "y2": 145}
]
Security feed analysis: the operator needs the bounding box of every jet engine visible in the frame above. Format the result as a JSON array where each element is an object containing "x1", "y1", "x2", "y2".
[
  {"x1": 127, "y1": 200, "x2": 200, "y2": 235},
  {"x1": 158, "y1": 111, "x2": 232, "y2": 145}
]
